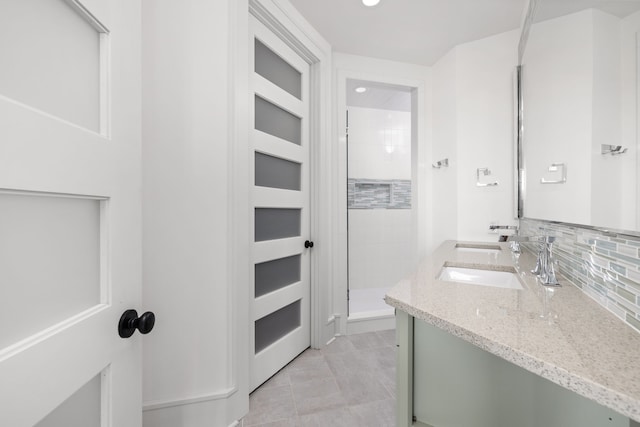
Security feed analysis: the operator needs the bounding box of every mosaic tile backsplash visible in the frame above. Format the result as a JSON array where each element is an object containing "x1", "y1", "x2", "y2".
[
  {"x1": 520, "y1": 218, "x2": 640, "y2": 334},
  {"x1": 347, "y1": 178, "x2": 411, "y2": 209}
]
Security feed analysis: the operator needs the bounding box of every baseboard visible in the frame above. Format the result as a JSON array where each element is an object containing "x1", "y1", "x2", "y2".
[
  {"x1": 143, "y1": 388, "x2": 240, "y2": 427},
  {"x1": 143, "y1": 388, "x2": 237, "y2": 412},
  {"x1": 347, "y1": 312, "x2": 396, "y2": 335},
  {"x1": 348, "y1": 309, "x2": 394, "y2": 321}
]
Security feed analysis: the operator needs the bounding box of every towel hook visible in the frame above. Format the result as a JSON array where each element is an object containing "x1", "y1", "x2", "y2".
[{"x1": 432, "y1": 158, "x2": 449, "y2": 169}]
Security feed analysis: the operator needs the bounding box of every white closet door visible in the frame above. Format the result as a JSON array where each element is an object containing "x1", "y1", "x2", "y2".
[{"x1": 250, "y1": 16, "x2": 312, "y2": 390}]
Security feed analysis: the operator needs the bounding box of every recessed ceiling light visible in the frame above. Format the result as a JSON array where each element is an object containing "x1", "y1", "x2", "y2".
[
  {"x1": 355, "y1": 87, "x2": 367, "y2": 93},
  {"x1": 362, "y1": 0, "x2": 380, "y2": 7}
]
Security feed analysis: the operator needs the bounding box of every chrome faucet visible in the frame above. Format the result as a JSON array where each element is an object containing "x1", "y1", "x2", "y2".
[
  {"x1": 506, "y1": 234, "x2": 537, "y2": 253},
  {"x1": 489, "y1": 225, "x2": 519, "y2": 232},
  {"x1": 490, "y1": 224, "x2": 524, "y2": 252},
  {"x1": 488, "y1": 225, "x2": 518, "y2": 242},
  {"x1": 507, "y1": 235, "x2": 560, "y2": 286},
  {"x1": 535, "y1": 236, "x2": 559, "y2": 286}
]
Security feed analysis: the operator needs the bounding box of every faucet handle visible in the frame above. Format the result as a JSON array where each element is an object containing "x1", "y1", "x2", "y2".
[
  {"x1": 538, "y1": 236, "x2": 560, "y2": 286},
  {"x1": 531, "y1": 256, "x2": 542, "y2": 275}
]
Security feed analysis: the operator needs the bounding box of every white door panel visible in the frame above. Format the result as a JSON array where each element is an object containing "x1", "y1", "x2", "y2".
[
  {"x1": 0, "y1": 0, "x2": 142, "y2": 425},
  {"x1": 254, "y1": 75, "x2": 305, "y2": 117},
  {"x1": 35, "y1": 371, "x2": 102, "y2": 427},
  {"x1": 254, "y1": 133, "x2": 304, "y2": 163},
  {"x1": 0, "y1": 0, "x2": 108, "y2": 133},
  {"x1": 254, "y1": 237, "x2": 306, "y2": 264},
  {"x1": 253, "y1": 281, "x2": 306, "y2": 320},
  {"x1": 0, "y1": 192, "x2": 103, "y2": 349},
  {"x1": 250, "y1": 16, "x2": 311, "y2": 390},
  {"x1": 254, "y1": 187, "x2": 305, "y2": 208}
]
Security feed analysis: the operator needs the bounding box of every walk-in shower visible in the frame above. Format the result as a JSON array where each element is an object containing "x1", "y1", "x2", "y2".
[{"x1": 346, "y1": 79, "x2": 415, "y2": 325}]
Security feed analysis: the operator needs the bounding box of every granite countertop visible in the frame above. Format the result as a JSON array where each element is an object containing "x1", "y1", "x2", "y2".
[{"x1": 384, "y1": 240, "x2": 640, "y2": 423}]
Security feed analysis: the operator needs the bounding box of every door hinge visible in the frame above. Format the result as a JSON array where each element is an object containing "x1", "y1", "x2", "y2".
[{"x1": 346, "y1": 109, "x2": 349, "y2": 133}]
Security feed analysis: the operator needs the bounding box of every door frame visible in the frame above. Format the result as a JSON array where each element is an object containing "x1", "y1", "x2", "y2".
[
  {"x1": 636, "y1": 32, "x2": 640, "y2": 230},
  {"x1": 228, "y1": 0, "x2": 333, "y2": 415}
]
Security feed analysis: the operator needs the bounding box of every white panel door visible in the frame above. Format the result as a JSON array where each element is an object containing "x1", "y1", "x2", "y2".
[
  {"x1": 0, "y1": 0, "x2": 143, "y2": 426},
  {"x1": 250, "y1": 16, "x2": 311, "y2": 390}
]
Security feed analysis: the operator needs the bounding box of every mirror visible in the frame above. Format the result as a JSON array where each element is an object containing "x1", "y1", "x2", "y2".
[{"x1": 519, "y1": 0, "x2": 640, "y2": 233}]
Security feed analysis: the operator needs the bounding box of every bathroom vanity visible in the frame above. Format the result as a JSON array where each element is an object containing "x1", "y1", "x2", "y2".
[{"x1": 385, "y1": 241, "x2": 640, "y2": 427}]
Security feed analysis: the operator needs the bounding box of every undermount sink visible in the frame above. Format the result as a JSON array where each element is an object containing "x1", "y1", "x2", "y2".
[
  {"x1": 454, "y1": 243, "x2": 502, "y2": 254},
  {"x1": 438, "y1": 264, "x2": 523, "y2": 290}
]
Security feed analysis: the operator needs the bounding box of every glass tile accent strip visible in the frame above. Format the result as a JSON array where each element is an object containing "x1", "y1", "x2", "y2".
[
  {"x1": 255, "y1": 299, "x2": 301, "y2": 354},
  {"x1": 519, "y1": 218, "x2": 640, "y2": 333},
  {"x1": 255, "y1": 255, "x2": 301, "y2": 298},
  {"x1": 347, "y1": 178, "x2": 412, "y2": 209},
  {"x1": 255, "y1": 152, "x2": 301, "y2": 191},
  {"x1": 254, "y1": 208, "x2": 301, "y2": 242},
  {"x1": 255, "y1": 38, "x2": 302, "y2": 100},
  {"x1": 254, "y1": 95, "x2": 302, "y2": 145}
]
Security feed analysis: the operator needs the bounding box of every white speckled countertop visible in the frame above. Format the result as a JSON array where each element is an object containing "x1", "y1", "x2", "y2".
[{"x1": 384, "y1": 240, "x2": 640, "y2": 423}]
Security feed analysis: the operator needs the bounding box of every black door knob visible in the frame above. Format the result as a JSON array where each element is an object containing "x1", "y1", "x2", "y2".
[
  {"x1": 304, "y1": 240, "x2": 314, "y2": 248},
  {"x1": 118, "y1": 309, "x2": 156, "y2": 338}
]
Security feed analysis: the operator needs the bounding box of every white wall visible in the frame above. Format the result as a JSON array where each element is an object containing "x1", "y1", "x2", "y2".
[
  {"x1": 348, "y1": 209, "x2": 414, "y2": 291},
  {"x1": 348, "y1": 107, "x2": 412, "y2": 180},
  {"x1": 432, "y1": 30, "x2": 520, "y2": 245},
  {"x1": 432, "y1": 48, "x2": 459, "y2": 248},
  {"x1": 142, "y1": 0, "x2": 246, "y2": 426},
  {"x1": 456, "y1": 30, "x2": 520, "y2": 241},
  {"x1": 591, "y1": 10, "x2": 623, "y2": 228}
]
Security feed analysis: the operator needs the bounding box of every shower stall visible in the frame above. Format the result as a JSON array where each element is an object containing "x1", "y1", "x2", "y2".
[{"x1": 346, "y1": 79, "x2": 415, "y2": 329}]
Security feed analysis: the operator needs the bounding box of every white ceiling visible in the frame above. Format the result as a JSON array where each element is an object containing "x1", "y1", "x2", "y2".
[
  {"x1": 346, "y1": 79, "x2": 412, "y2": 112},
  {"x1": 287, "y1": 0, "x2": 528, "y2": 66}
]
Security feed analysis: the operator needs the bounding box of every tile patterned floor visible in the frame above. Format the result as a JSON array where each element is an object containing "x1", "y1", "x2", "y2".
[{"x1": 242, "y1": 329, "x2": 396, "y2": 427}]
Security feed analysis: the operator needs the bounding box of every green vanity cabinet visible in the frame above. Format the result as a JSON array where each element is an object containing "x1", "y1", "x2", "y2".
[{"x1": 397, "y1": 310, "x2": 637, "y2": 427}]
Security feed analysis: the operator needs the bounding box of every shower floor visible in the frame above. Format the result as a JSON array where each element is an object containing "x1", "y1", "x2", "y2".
[{"x1": 349, "y1": 287, "x2": 394, "y2": 318}]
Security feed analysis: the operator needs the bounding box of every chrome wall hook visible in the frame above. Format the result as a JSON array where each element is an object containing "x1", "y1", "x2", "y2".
[
  {"x1": 601, "y1": 144, "x2": 627, "y2": 156},
  {"x1": 432, "y1": 158, "x2": 449, "y2": 168}
]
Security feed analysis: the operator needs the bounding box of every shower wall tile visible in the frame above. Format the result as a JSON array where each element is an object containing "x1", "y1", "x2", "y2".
[
  {"x1": 348, "y1": 209, "x2": 414, "y2": 291},
  {"x1": 520, "y1": 218, "x2": 640, "y2": 334},
  {"x1": 347, "y1": 178, "x2": 411, "y2": 209}
]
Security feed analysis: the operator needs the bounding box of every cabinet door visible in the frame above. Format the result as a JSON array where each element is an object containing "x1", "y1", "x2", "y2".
[{"x1": 412, "y1": 321, "x2": 629, "y2": 427}]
